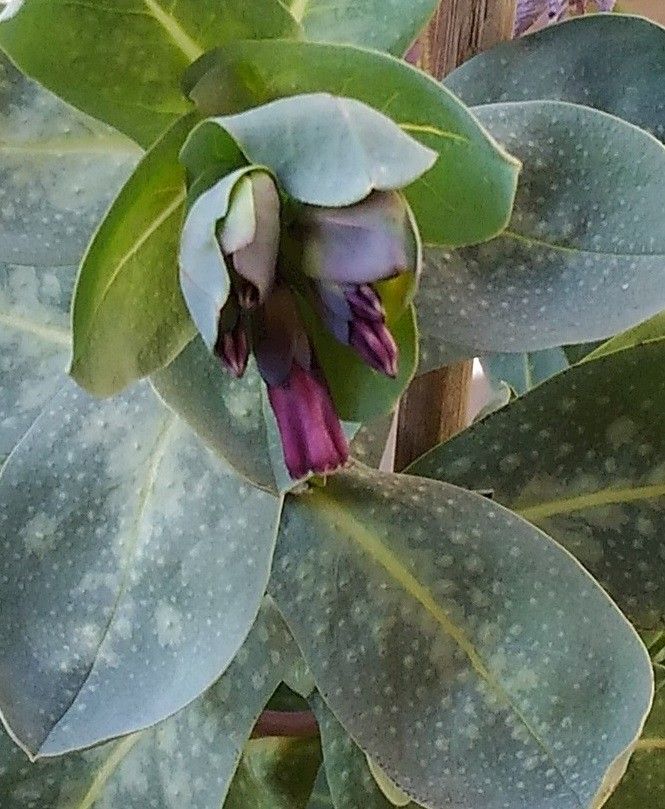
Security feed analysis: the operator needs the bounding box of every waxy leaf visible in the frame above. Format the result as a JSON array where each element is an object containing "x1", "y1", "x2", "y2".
[
  {"x1": 585, "y1": 311, "x2": 665, "y2": 360},
  {"x1": 270, "y1": 463, "x2": 652, "y2": 809},
  {"x1": 311, "y1": 694, "x2": 414, "y2": 809},
  {"x1": 183, "y1": 94, "x2": 436, "y2": 208},
  {"x1": 0, "y1": 599, "x2": 301, "y2": 808},
  {"x1": 184, "y1": 39, "x2": 520, "y2": 246},
  {"x1": 307, "y1": 767, "x2": 334, "y2": 808},
  {"x1": 290, "y1": 0, "x2": 437, "y2": 56},
  {"x1": 69, "y1": 115, "x2": 195, "y2": 396},
  {"x1": 0, "y1": 381, "x2": 281, "y2": 757},
  {"x1": 152, "y1": 339, "x2": 275, "y2": 491},
  {"x1": 444, "y1": 14, "x2": 665, "y2": 144},
  {"x1": 410, "y1": 340, "x2": 665, "y2": 630},
  {"x1": 0, "y1": 0, "x2": 300, "y2": 147},
  {"x1": 605, "y1": 664, "x2": 665, "y2": 809},
  {"x1": 224, "y1": 736, "x2": 322, "y2": 809},
  {"x1": 482, "y1": 348, "x2": 569, "y2": 396},
  {"x1": 417, "y1": 101, "x2": 665, "y2": 355},
  {"x1": 0, "y1": 55, "x2": 140, "y2": 266}
]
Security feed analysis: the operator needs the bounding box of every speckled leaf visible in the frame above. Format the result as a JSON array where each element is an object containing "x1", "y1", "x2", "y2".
[
  {"x1": 349, "y1": 412, "x2": 394, "y2": 469},
  {"x1": 0, "y1": 54, "x2": 139, "y2": 267},
  {"x1": 0, "y1": 599, "x2": 301, "y2": 808},
  {"x1": 291, "y1": 0, "x2": 437, "y2": 55},
  {"x1": 481, "y1": 349, "x2": 569, "y2": 396},
  {"x1": 184, "y1": 39, "x2": 520, "y2": 246},
  {"x1": 224, "y1": 736, "x2": 322, "y2": 809},
  {"x1": 444, "y1": 14, "x2": 665, "y2": 144},
  {"x1": 0, "y1": 381, "x2": 281, "y2": 757},
  {"x1": 152, "y1": 338, "x2": 275, "y2": 491},
  {"x1": 311, "y1": 694, "x2": 414, "y2": 809},
  {"x1": 306, "y1": 767, "x2": 334, "y2": 808},
  {"x1": 417, "y1": 101, "x2": 665, "y2": 355},
  {"x1": 584, "y1": 311, "x2": 665, "y2": 360},
  {"x1": 270, "y1": 463, "x2": 652, "y2": 809},
  {"x1": 70, "y1": 115, "x2": 200, "y2": 397},
  {"x1": 184, "y1": 94, "x2": 436, "y2": 208},
  {"x1": 409, "y1": 340, "x2": 665, "y2": 630},
  {"x1": 0, "y1": 0, "x2": 300, "y2": 148}
]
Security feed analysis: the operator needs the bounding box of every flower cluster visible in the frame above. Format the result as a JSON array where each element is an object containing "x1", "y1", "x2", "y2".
[
  {"x1": 514, "y1": 0, "x2": 616, "y2": 36},
  {"x1": 182, "y1": 170, "x2": 419, "y2": 480}
]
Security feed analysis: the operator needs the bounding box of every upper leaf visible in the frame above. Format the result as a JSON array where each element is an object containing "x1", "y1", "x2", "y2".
[
  {"x1": 290, "y1": 0, "x2": 438, "y2": 56},
  {"x1": 270, "y1": 463, "x2": 653, "y2": 809},
  {"x1": 0, "y1": 380, "x2": 281, "y2": 757},
  {"x1": 444, "y1": 14, "x2": 665, "y2": 144},
  {"x1": 0, "y1": 0, "x2": 301, "y2": 147},
  {"x1": 183, "y1": 39, "x2": 520, "y2": 246},
  {"x1": 0, "y1": 599, "x2": 301, "y2": 807},
  {"x1": 409, "y1": 340, "x2": 665, "y2": 630},
  {"x1": 417, "y1": 100, "x2": 665, "y2": 358},
  {"x1": 182, "y1": 94, "x2": 437, "y2": 208}
]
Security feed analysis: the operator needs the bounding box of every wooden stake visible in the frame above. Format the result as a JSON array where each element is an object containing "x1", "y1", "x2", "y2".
[{"x1": 394, "y1": 0, "x2": 517, "y2": 471}]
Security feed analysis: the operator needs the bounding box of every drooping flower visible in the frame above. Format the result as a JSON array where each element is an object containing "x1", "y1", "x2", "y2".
[
  {"x1": 514, "y1": 0, "x2": 616, "y2": 36},
  {"x1": 297, "y1": 191, "x2": 418, "y2": 379}
]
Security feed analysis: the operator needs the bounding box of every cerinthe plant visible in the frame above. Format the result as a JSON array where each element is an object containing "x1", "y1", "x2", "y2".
[{"x1": 0, "y1": 2, "x2": 663, "y2": 807}]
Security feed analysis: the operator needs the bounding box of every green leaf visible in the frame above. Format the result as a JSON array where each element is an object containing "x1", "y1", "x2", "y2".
[
  {"x1": 0, "y1": 0, "x2": 301, "y2": 148},
  {"x1": 409, "y1": 340, "x2": 665, "y2": 630},
  {"x1": 444, "y1": 14, "x2": 665, "y2": 145},
  {"x1": 70, "y1": 114, "x2": 202, "y2": 397},
  {"x1": 605, "y1": 665, "x2": 665, "y2": 809},
  {"x1": 184, "y1": 39, "x2": 520, "y2": 246},
  {"x1": 584, "y1": 311, "x2": 665, "y2": 360},
  {"x1": 0, "y1": 599, "x2": 301, "y2": 808},
  {"x1": 152, "y1": 338, "x2": 276, "y2": 491},
  {"x1": 290, "y1": 0, "x2": 437, "y2": 56},
  {"x1": 307, "y1": 767, "x2": 334, "y2": 808},
  {"x1": 270, "y1": 463, "x2": 653, "y2": 809},
  {"x1": 481, "y1": 348, "x2": 569, "y2": 397},
  {"x1": 0, "y1": 54, "x2": 140, "y2": 266},
  {"x1": 417, "y1": 101, "x2": 665, "y2": 355},
  {"x1": 0, "y1": 380, "x2": 281, "y2": 757},
  {"x1": 311, "y1": 694, "x2": 414, "y2": 809},
  {"x1": 183, "y1": 94, "x2": 436, "y2": 208},
  {"x1": 224, "y1": 736, "x2": 322, "y2": 809}
]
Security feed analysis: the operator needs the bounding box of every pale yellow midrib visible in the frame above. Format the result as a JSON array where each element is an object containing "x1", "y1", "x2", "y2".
[
  {"x1": 289, "y1": 0, "x2": 309, "y2": 23},
  {"x1": 77, "y1": 734, "x2": 142, "y2": 809},
  {"x1": 310, "y1": 490, "x2": 584, "y2": 807},
  {"x1": 0, "y1": 311, "x2": 70, "y2": 346},
  {"x1": 399, "y1": 123, "x2": 469, "y2": 145},
  {"x1": 0, "y1": 137, "x2": 141, "y2": 156},
  {"x1": 143, "y1": 0, "x2": 203, "y2": 62},
  {"x1": 635, "y1": 737, "x2": 665, "y2": 751},
  {"x1": 517, "y1": 481, "x2": 665, "y2": 522},
  {"x1": 503, "y1": 229, "x2": 665, "y2": 259}
]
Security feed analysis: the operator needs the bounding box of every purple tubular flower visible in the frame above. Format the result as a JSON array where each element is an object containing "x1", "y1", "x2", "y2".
[
  {"x1": 350, "y1": 318, "x2": 398, "y2": 378},
  {"x1": 514, "y1": 0, "x2": 616, "y2": 36},
  {"x1": 254, "y1": 287, "x2": 349, "y2": 479}
]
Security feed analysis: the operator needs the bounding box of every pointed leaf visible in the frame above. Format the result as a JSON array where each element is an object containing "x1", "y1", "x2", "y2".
[
  {"x1": 0, "y1": 599, "x2": 301, "y2": 808},
  {"x1": 291, "y1": 0, "x2": 437, "y2": 55},
  {"x1": 410, "y1": 340, "x2": 665, "y2": 630},
  {"x1": 0, "y1": 381, "x2": 281, "y2": 756},
  {"x1": 270, "y1": 463, "x2": 652, "y2": 809},
  {"x1": 184, "y1": 39, "x2": 520, "y2": 246},
  {"x1": 481, "y1": 348, "x2": 569, "y2": 396},
  {"x1": 418, "y1": 101, "x2": 665, "y2": 355},
  {"x1": 0, "y1": 0, "x2": 300, "y2": 147},
  {"x1": 584, "y1": 311, "x2": 665, "y2": 360},
  {"x1": 307, "y1": 767, "x2": 334, "y2": 808},
  {"x1": 444, "y1": 14, "x2": 665, "y2": 144}
]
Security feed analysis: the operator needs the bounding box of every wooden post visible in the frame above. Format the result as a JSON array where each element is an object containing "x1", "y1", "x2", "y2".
[{"x1": 394, "y1": 0, "x2": 517, "y2": 471}]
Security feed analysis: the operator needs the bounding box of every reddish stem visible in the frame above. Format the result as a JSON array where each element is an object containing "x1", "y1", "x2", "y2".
[{"x1": 251, "y1": 709, "x2": 320, "y2": 739}]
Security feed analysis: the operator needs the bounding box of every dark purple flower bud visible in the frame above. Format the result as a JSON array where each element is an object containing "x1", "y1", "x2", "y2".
[
  {"x1": 298, "y1": 191, "x2": 418, "y2": 285},
  {"x1": 254, "y1": 287, "x2": 349, "y2": 479},
  {"x1": 345, "y1": 283, "x2": 385, "y2": 322},
  {"x1": 349, "y1": 318, "x2": 398, "y2": 379},
  {"x1": 217, "y1": 171, "x2": 280, "y2": 309}
]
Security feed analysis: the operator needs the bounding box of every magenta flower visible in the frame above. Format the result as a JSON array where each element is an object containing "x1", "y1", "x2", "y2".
[{"x1": 514, "y1": 0, "x2": 616, "y2": 36}]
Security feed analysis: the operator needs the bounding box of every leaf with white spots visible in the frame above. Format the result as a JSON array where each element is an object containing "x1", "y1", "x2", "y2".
[
  {"x1": 0, "y1": 598, "x2": 302, "y2": 808},
  {"x1": 224, "y1": 736, "x2": 322, "y2": 809},
  {"x1": 416, "y1": 101, "x2": 665, "y2": 357},
  {"x1": 0, "y1": 381, "x2": 281, "y2": 757},
  {"x1": 410, "y1": 340, "x2": 665, "y2": 630},
  {"x1": 605, "y1": 664, "x2": 665, "y2": 809},
  {"x1": 0, "y1": 0, "x2": 300, "y2": 148},
  {"x1": 444, "y1": 14, "x2": 665, "y2": 145},
  {"x1": 311, "y1": 693, "x2": 415, "y2": 808},
  {"x1": 0, "y1": 54, "x2": 140, "y2": 267},
  {"x1": 270, "y1": 463, "x2": 652, "y2": 809}
]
